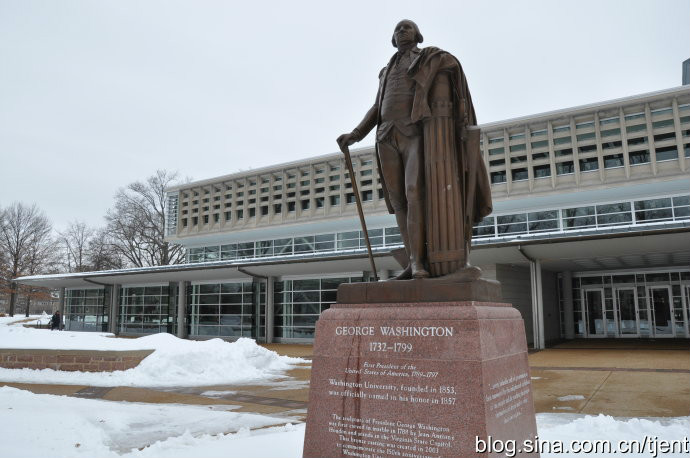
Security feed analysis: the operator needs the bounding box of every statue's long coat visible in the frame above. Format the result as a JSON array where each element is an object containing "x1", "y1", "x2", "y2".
[{"x1": 374, "y1": 47, "x2": 492, "y2": 238}]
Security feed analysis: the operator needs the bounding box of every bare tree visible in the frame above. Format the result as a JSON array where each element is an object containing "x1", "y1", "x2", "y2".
[
  {"x1": 59, "y1": 220, "x2": 95, "y2": 273},
  {"x1": 0, "y1": 202, "x2": 54, "y2": 316},
  {"x1": 22, "y1": 221, "x2": 60, "y2": 316},
  {"x1": 87, "y1": 228, "x2": 125, "y2": 271},
  {"x1": 105, "y1": 170, "x2": 185, "y2": 267}
]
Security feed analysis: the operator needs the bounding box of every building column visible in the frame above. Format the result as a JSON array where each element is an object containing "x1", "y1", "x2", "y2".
[
  {"x1": 177, "y1": 281, "x2": 189, "y2": 339},
  {"x1": 265, "y1": 277, "x2": 275, "y2": 344},
  {"x1": 58, "y1": 287, "x2": 65, "y2": 330},
  {"x1": 108, "y1": 284, "x2": 120, "y2": 334},
  {"x1": 529, "y1": 259, "x2": 545, "y2": 350},
  {"x1": 377, "y1": 270, "x2": 390, "y2": 281},
  {"x1": 563, "y1": 271, "x2": 575, "y2": 340}
]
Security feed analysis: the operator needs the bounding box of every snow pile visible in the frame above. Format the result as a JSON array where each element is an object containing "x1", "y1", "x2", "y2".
[
  {"x1": 122, "y1": 334, "x2": 305, "y2": 387},
  {"x1": 36, "y1": 311, "x2": 52, "y2": 325},
  {"x1": 0, "y1": 319, "x2": 306, "y2": 387}
]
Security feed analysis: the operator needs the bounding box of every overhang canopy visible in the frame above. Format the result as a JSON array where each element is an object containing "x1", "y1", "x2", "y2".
[{"x1": 15, "y1": 225, "x2": 690, "y2": 289}]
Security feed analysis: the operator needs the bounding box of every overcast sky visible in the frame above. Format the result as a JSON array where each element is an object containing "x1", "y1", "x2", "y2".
[{"x1": 1, "y1": 0, "x2": 688, "y2": 231}]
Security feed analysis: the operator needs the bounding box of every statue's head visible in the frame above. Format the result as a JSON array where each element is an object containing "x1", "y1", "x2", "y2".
[{"x1": 391, "y1": 19, "x2": 423, "y2": 48}]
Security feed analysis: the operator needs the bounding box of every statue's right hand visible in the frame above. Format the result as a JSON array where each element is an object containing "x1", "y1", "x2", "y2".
[{"x1": 336, "y1": 132, "x2": 358, "y2": 153}]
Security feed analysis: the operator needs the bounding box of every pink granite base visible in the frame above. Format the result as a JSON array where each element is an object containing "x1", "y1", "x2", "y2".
[{"x1": 303, "y1": 302, "x2": 539, "y2": 458}]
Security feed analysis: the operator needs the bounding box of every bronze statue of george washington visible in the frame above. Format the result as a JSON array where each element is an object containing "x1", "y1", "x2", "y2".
[{"x1": 337, "y1": 20, "x2": 492, "y2": 280}]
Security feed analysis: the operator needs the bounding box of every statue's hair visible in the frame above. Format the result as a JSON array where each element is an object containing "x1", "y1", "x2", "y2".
[{"x1": 391, "y1": 19, "x2": 423, "y2": 47}]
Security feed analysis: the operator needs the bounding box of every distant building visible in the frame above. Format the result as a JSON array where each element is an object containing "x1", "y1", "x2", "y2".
[
  {"x1": 16, "y1": 83, "x2": 690, "y2": 349},
  {"x1": 683, "y1": 58, "x2": 690, "y2": 85}
]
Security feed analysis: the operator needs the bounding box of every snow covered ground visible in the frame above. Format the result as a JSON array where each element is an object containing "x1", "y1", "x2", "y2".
[
  {"x1": 0, "y1": 386, "x2": 303, "y2": 458},
  {"x1": 1, "y1": 317, "x2": 688, "y2": 457},
  {"x1": 0, "y1": 316, "x2": 306, "y2": 387},
  {"x1": 0, "y1": 386, "x2": 687, "y2": 458}
]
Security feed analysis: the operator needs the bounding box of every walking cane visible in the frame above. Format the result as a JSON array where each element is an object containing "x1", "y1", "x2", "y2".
[{"x1": 339, "y1": 144, "x2": 379, "y2": 282}]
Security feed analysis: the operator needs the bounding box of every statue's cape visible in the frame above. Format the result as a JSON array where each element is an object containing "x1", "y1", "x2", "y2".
[{"x1": 376, "y1": 47, "x2": 493, "y2": 230}]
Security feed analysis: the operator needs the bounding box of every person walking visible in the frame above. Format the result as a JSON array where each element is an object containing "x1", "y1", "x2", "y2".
[{"x1": 50, "y1": 310, "x2": 61, "y2": 331}]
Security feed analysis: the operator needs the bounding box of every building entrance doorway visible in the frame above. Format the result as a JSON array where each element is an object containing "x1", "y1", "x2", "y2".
[
  {"x1": 583, "y1": 288, "x2": 606, "y2": 337},
  {"x1": 648, "y1": 286, "x2": 674, "y2": 337},
  {"x1": 615, "y1": 287, "x2": 639, "y2": 337}
]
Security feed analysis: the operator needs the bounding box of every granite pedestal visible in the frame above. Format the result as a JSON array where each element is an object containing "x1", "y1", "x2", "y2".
[{"x1": 303, "y1": 281, "x2": 539, "y2": 458}]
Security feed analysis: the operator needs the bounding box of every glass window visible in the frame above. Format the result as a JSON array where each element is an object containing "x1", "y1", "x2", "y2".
[
  {"x1": 274, "y1": 238, "x2": 293, "y2": 256},
  {"x1": 629, "y1": 150, "x2": 651, "y2": 165},
  {"x1": 579, "y1": 144, "x2": 597, "y2": 154},
  {"x1": 652, "y1": 119, "x2": 674, "y2": 129},
  {"x1": 556, "y1": 161, "x2": 574, "y2": 175},
  {"x1": 531, "y1": 140, "x2": 548, "y2": 149},
  {"x1": 472, "y1": 216, "x2": 495, "y2": 238},
  {"x1": 604, "y1": 154, "x2": 624, "y2": 168},
  {"x1": 635, "y1": 198, "x2": 673, "y2": 222},
  {"x1": 576, "y1": 132, "x2": 595, "y2": 141},
  {"x1": 497, "y1": 214, "x2": 527, "y2": 235},
  {"x1": 491, "y1": 171, "x2": 506, "y2": 184},
  {"x1": 655, "y1": 146, "x2": 678, "y2": 161},
  {"x1": 237, "y1": 242, "x2": 254, "y2": 258},
  {"x1": 597, "y1": 203, "x2": 632, "y2": 226},
  {"x1": 489, "y1": 147, "x2": 504, "y2": 155},
  {"x1": 553, "y1": 125, "x2": 570, "y2": 133},
  {"x1": 654, "y1": 132, "x2": 676, "y2": 142},
  {"x1": 511, "y1": 168, "x2": 528, "y2": 181},
  {"x1": 533, "y1": 164, "x2": 551, "y2": 178},
  {"x1": 119, "y1": 286, "x2": 172, "y2": 335},
  {"x1": 555, "y1": 148, "x2": 572, "y2": 157},
  {"x1": 576, "y1": 121, "x2": 594, "y2": 130},
  {"x1": 490, "y1": 159, "x2": 505, "y2": 167},
  {"x1": 563, "y1": 206, "x2": 596, "y2": 230},
  {"x1": 626, "y1": 124, "x2": 646, "y2": 134},
  {"x1": 673, "y1": 196, "x2": 690, "y2": 207},
  {"x1": 509, "y1": 143, "x2": 526, "y2": 152},
  {"x1": 602, "y1": 140, "x2": 622, "y2": 150},
  {"x1": 553, "y1": 137, "x2": 571, "y2": 145},
  {"x1": 579, "y1": 157, "x2": 599, "y2": 171},
  {"x1": 527, "y1": 210, "x2": 559, "y2": 232}
]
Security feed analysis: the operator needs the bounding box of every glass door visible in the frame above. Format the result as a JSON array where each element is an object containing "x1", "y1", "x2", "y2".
[
  {"x1": 647, "y1": 286, "x2": 674, "y2": 337},
  {"x1": 583, "y1": 288, "x2": 606, "y2": 337},
  {"x1": 681, "y1": 285, "x2": 690, "y2": 337},
  {"x1": 615, "y1": 287, "x2": 639, "y2": 337}
]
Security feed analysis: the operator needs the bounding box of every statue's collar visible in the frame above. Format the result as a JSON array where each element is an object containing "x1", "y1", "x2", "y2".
[{"x1": 396, "y1": 46, "x2": 420, "y2": 57}]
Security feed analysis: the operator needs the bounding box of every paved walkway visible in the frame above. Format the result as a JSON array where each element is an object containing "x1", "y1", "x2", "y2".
[
  {"x1": 2, "y1": 340, "x2": 688, "y2": 420},
  {"x1": 530, "y1": 339, "x2": 690, "y2": 417}
]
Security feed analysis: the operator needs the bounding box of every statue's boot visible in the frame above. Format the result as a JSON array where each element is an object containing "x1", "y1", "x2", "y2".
[{"x1": 411, "y1": 262, "x2": 430, "y2": 279}]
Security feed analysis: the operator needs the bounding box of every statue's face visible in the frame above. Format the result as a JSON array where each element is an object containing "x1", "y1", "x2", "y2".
[{"x1": 393, "y1": 20, "x2": 417, "y2": 47}]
